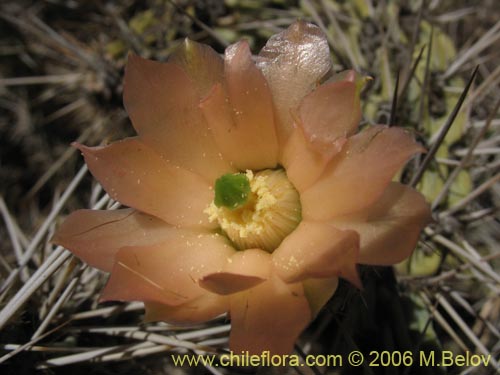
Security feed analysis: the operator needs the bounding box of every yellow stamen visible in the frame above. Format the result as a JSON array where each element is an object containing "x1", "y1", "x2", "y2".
[{"x1": 205, "y1": 169, "x2": 301, "y2": 252}]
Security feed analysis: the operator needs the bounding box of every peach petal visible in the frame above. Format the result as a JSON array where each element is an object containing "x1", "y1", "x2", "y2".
[
  {"x1": 273, "y1": 221, "x2": 360, "y2": 287},
  {"x1": 298, "y1": 78, "x2": 360, "y2": 150},
  {"x1": 229, "y1": 274, "x2": 311, "y2": 355},
  {"x1": 281, "y1": 71, "x2": 366, "y2": 191},
  {"x1": 100, "y1": 232, "x2": 235, "y2": 306},
  {"x1": 144, "y1": 294, "x2": 229, "y2": 324},
  {"x1": 52, "y1": 209, "x2": 174, "y2": 272},
  {"x1": 302, "y1": 277, "x2": 339, "y2": 318},
  {"x1": 256, "y1": 21, "x2": 331, "y2": 145},
  {"x1": 168, "y1": 38, "x2": 224, "y2": 98},
  {"x1": 123, "y1": 53, "x2": 232, "y2": 181},
  {"x1": 331, "y1": 182, "x2": 432, "y2": 265},
  {"x1": 201, "y1": 42, "x2": 279, "y2": 170},
  {"x1": 281, "y1": 125, "x2": 345, "y2": 192},
  {"x1": 199, "y1": 249, "x2": 271, "y2": 295},
  {"x1": 75, "y1": 138, "x2": 214, "y2": 228},
  {"x1": 302, "y1": 125, "x2": 425, "y2": 219}
]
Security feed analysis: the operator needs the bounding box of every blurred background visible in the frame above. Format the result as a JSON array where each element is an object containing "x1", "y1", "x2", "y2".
[{"x1": 0, "y1": 0, "x2": 499, "y2": 374}]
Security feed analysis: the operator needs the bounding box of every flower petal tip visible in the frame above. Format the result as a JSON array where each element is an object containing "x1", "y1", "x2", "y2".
[
  {"x1": 70, "y1": 141, "x2": 83, "y2": 150},
  {"x1": 71, "y1": 142, "x2": 99, "y2": 156}
]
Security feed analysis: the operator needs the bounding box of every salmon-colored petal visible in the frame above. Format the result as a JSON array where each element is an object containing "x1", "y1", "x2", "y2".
[
  {"x1": 100, "y1": 232, "x2": 235, "y2": 306},
  {"x1": 281, "y1": 125, "x2": 345, "y2": 192},
  {"x1": 273, "y1": 221, "x2": 360, "y2": 287},
  {"x1": 75, "y1": 138, "x2": 214, "y2": 228},
  {"x1": 229, "y1": 274, "x2": 311, "y2": 355},
  {"x1": 123, "y1": 53, "x2": 232, "y2": 181},
  {"x1": 331, "y1": 182, "x2": 431, "y2": 265},
  {"x1": 168, "y1": 38, "x2": 224, "y2": 98},
  {"x1": 298, "y1": 77, "x2": 360, "y2": 151},
  {"x1": 52, "y1": 209, "x2": 174, "y2": 272},
  {"x1": 256, "y1": 21, "x2": 331, "y2": 145},
  {"x1": 201, "y1": 42, "x2": 279, "y2": 170},
  {"x1": 302, "y1": 277, "x2": 339, "y2": 318},
  {"x1": 199, "y1": 249, "x2": 271, "y2": 295},
  {"x1": 302, "y1": 125, "x2": 425, "y2": 219},
  {"x1": 144, "y1": 294, "x2": 229, "y2": 324},
  {"x1": 282, "y1": 71, "x2": 366, "y2": 192}
]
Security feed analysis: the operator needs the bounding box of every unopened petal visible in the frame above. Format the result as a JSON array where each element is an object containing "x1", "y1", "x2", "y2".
[
  {"x1": 273, "y1": 221, "x2": 360, "y2": 287},
  {"x1": 144, "y1": 293, "x2": 229, "y2": 324},
  {"x1": 124, "y1": 53, "x2": 232, "y2": 181},
  {"x1": 331, "y1": 182, "x2": 431, "y2": 265},
  {"x1": 75, "y1": 138, "x2": 214, "y2": 228},
  {"x1": 199, "y1": 249, "x2": 271, "y2": 295},
  {"x1": 52, "y1": 209, "x2": 173, "y2": 272},
  {"x1": 201, "y1": 41, "x2": 279, "y2": 170},
  {"x1": 256, "y1": 21, "x2": 331, "y2": 145},
  {"x1": 100, "y1": 231, "x2": 235, "y2": 306},
  {"x1": 229, "y1": 274, "x2": 311, "y2": 355},
  {"x1": 302, "y1": 126, "x2": 425, "y2": 219}
]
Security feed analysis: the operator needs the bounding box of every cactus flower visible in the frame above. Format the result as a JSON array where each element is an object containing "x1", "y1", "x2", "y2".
[{"x1": 53, "y1": 21, "x2": 431, "y2": 355}]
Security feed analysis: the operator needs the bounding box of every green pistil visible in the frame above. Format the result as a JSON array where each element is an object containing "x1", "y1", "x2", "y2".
[{"x1": 214, "y1": 173, "x2": 251, "y2": 210}]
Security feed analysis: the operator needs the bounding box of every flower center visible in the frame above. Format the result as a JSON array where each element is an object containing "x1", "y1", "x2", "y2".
[{"x1": 205, "y1": 169, "x2": 301, "y2": 252}]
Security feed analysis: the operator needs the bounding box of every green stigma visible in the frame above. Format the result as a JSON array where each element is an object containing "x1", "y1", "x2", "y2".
[{"x1": 214, "y1": 173, "x2": 251, "y2": 210}]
